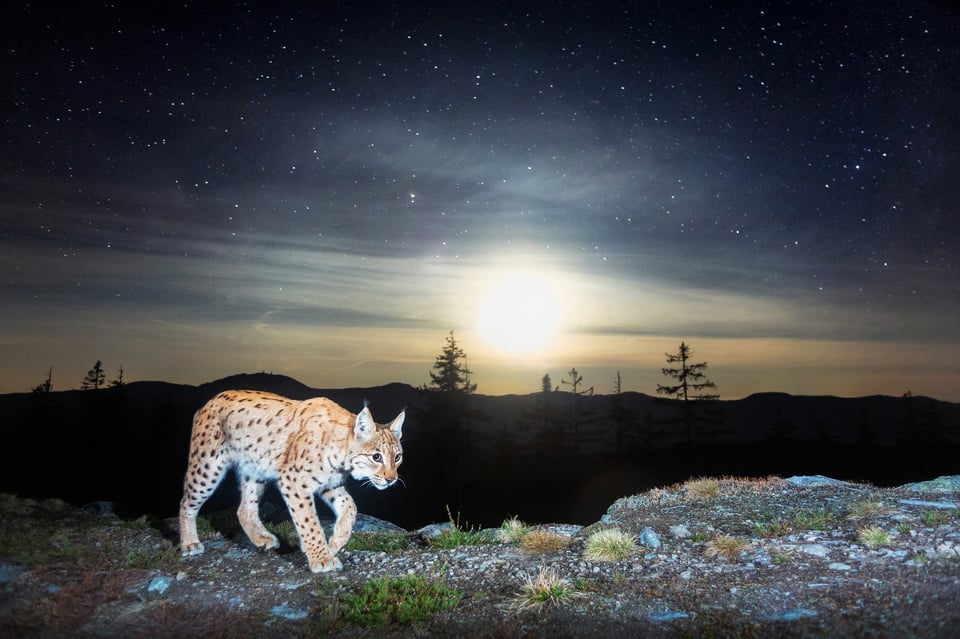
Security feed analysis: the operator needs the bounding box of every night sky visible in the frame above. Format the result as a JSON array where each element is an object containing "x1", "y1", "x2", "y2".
[{"x1": 2, "y1": 2, "x2": 958, "y2": 400}]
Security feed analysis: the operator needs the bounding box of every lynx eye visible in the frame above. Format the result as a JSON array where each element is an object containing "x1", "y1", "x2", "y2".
[
  {"x1": 371, "y1": 453, "x2": 383, "y2": 463},
  {"x1": 394, "y1": 453, "x2": 402, "y2": 463}
]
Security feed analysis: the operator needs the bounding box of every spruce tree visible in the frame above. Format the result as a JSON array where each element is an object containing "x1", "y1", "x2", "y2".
[{"x1": 656, "y1": 342, "x2": 723, "y2": 447}]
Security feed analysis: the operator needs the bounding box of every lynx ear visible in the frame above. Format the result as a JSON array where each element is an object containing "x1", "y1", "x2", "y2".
[
  {"x1": 389, "y1": 410, "x2": 405, "y2": 440},
  {"x1": 355, "y1": 406, "x2": 376, "y2": 441}
]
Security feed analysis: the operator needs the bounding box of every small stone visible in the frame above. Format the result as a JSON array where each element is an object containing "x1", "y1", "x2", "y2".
[
  {"x1": 270, "y1": 605, "x2": 308, "y2": 620},
  {"x1": 766, "y1": 608, "x2": 819, "y2": 621},
  {"x1": 650, "y1": 611, "x2": 689, "y2": 621},
  {"x1": 147, "y1": 576, "x2": 173, "y2": 594},
  {"x1": 639, "y1": 527, "x2": 662, "y2": 549},
  {"x1": 828, "y1": 562, "x2": 852, "y2": 571},
  {"x1": 669, "y1": 525, "x2": 691, "y2": 539}
]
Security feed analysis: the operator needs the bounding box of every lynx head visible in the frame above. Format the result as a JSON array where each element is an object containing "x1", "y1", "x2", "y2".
[{"x1": 349, "y1": 406, "x2": 404, "y2": 489}]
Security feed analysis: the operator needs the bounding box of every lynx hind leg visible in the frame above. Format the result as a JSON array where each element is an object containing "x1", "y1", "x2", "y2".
[
  {"x1": 279, "y1": 478, "x2": 341, "y2": 573},
  {"x1": 322, "y1": 486, "x2": 358, "y2": 555},
  {"x1": 237, "y1": 474, "x2": 279, "y2": 551},
  {"x1": 179, "y1": 414, "x2": 229, "y2": 556},
  {"x1": 179, "y1": 453, "x2": 228, "y2": 556}
]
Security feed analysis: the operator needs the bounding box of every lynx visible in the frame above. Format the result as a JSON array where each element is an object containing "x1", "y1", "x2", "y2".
[{"x1": 178, "y1": 390, "x2": 404, "y2": 572}]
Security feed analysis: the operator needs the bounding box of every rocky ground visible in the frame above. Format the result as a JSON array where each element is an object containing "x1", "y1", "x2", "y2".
[{"x1": 1, "y1": 475, "x2": 959, "y2": 638}]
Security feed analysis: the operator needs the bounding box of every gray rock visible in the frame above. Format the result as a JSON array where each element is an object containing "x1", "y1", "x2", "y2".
[
  {"x1": 785, "y1": 476, "x2": 849, "y2": 487},
  {"x1": 417, "y1": 522, "x2": 456, "y2": 538},
  {"x1": 799, "y1": 544, "x2": 831, "y2": 558},
  {"x1": 898, "y1": 499, "x2": 958, "y2": 510},
  {"x1": 147, "y1": 576, "x2": 174, "y2": 594},
  {"x1": 650, "y1": 611, "x2": 690, "y2": 621},
  {"x1": 270, "y1": 605, "x2": 308, "y2": 620},
  {"x1": 900, "y1": 476, "x2": 960, "y2": 493},
  {"x1": 766, "y1": 608, "x2": 819, "y2": 621},
  {"x1": 669, "y1": 525, "x2": 692, "y2": 539},
  {"x1": 0, "y1": 562, "x2": 25, "y2": 584},
  {"x1": 639, "y1": 527, "x2": 662, "y2": 549}
]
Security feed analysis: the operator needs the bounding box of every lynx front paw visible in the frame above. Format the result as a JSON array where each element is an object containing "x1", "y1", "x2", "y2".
[
  {"x1": 308, "y1": 555, "x2": 343, "y2": 573},
  {"x1": 249, "y1": 531, "x2": 280, "y2": 551},
  {"x1": 181, "y1": 541, "x2": 205, "y2": 557}
]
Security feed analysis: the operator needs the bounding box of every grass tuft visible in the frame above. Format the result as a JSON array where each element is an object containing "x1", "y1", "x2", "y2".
[
  {"x1": 429, "y1": 506, "x2": 493, "y2": 549},
  {"x1": 265, "y1": 520, "x2": 299, "y2": 546},
  {"x1": 583, "y1": 528, "x2": 637, "y2": 562},
  {"x1": 519, "y1": 530, "x2": 572, "y2": 553},
  {"x1": 858, "y1": 526, "x2": 890, "y2": 548},
  {"x1": 505, "y1": 566, "x2": 581, "y2": 615},
  {"x1": 848, "y1": 500, "x2": 893, "y2": 519},
  {"x1": 340, "y1": 574, "x2": 461, "y2": 628},
  {"x1": 497, "y1": 517, "x2": 531, "y2": 544},
  {"x1": 684, "y1": 477, "x2": 720, "y2": 499},
  {"x1": 704, "y1": 534, "x2": 749, "y2": 560},
  {"x1": 345, "y1": 531, "x2": 411, "y2": 552}
]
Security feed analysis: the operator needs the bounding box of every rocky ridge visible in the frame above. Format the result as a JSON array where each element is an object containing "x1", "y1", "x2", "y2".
[{"x1": 1, "y1": 475, "x2": 959, "y2": 637}]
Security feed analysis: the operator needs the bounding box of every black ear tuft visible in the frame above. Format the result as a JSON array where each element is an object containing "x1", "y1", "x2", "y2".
[{"x1": 363, "y1": 398, "x2": 370, "y2": 410}]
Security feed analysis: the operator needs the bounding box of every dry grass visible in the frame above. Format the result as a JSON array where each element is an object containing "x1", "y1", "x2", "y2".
[
  {"x1": 848, "y1": 500, "x2": 894, "y2": 519},
  {"x1": 704, "y1": 534, "x2": 749, "y2": 560},
  {"x1": 684, "y1": 477, "x2": 721, "y2": 498},
  {"x1": 518, "y1": 530, "x2": 572, "y2": 553},
  {"x1": 504, "y1": 566, "x2": 582, "y2": 615}
]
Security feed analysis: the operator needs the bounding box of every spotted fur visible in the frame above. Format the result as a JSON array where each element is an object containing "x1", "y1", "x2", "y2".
[{"x1": 178, "y1": 390, "x2": 404, "y2": 572}]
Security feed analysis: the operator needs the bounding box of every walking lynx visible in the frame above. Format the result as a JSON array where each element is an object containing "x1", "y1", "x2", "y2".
[{"x1": 179, "y1": 390, "x2": 404, "y2": 572}]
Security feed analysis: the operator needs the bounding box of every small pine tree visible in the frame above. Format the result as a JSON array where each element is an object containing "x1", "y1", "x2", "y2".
[
  {"x1": 657, "y1": 342, "x2": 717, "y2": 403},
  {"x1": 421, "y1": 331, "x2": 478, "y2": 512},
  {"x1": 656, "y1": 342, "x2": 722, "y2": 447},
  {"x1": 109, "y1": 365, "x2": 126, "y2": 389},
  {"x1": 540, "y1": 374, "x2": 552, "y2": 393},
  {"x1": 81, "y1": 360, "x2": 106, "y2": 390},
  {"x1": 426, "y1": 331, "x2": 477, "y2": 395},
  {"x1": 33, "y1": 366, "x2": 53, "y2": 395}
]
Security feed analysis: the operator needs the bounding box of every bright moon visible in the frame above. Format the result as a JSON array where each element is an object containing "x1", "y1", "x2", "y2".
[{"x1": 475, "y1": 272, "x2": 562, "y2": 354}]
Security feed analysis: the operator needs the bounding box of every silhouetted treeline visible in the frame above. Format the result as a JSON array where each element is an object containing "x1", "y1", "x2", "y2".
[{"x1": 1, "y1": 374, "x2": 958, "y2": 529}]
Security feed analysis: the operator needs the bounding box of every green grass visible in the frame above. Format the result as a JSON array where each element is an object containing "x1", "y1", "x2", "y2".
[
  {"x1": 264, "y1": 520, "x2": 299, "y2": 546},
  {"x1": 848, "y1": 500, "x2": 893, "y2": 518},
  {"x1": 345, "y1": 531, "x2": 412, "y2": 552},
  {"x1": 791, "y1": 509, "x2": 835, "y2": 530},
  {"x1": 755, "y1": 509, "x2": 836, "y2": 538},
  {"x1": 340, "y1": 574, "x2": 461, "y2": 628},
  {"x1": 583, "y1": 529, "x2": 637, "y2": 562},
  {"x1": 122, "y1": 543, "x2": 182, "y2": 569},
  {"x1": 429, "y1": 506, "x2": 494, "y2": 549},
  {"x1": 754, "y1": 519, "x2": 791, "y2": 538},
  {"x1": 858, "y1": 526, "x2": 890, "y2": 548},
  {"x1": 921, "y1": 510, "x2": 954, "y2": 527},
  {"x1": 496, "y1": 517, "x2": 531, "y2": 544},
  {"x1": 0, "y1": 526, "x2": 83, "y2": 566}
]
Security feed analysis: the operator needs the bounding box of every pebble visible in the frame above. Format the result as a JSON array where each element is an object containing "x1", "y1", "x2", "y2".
[
  {"x1": 650, "y1": 611, "x2": 690, "y2": 621},
  {"x1": 147, "y1": 576, "x2": 174, "y2": 594},
  {"x1": 766, "y1": 608, "x2": 819, "y2": 621},
  {"x1": 669, "y1": 525, "x2": 691, "y2": 539},
  {"x1": 639, "y1": 527, "x2": 662, "y2": 549},
  {"x1": 270, "y1": 605, "x2": 308, "y2": 620}
]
